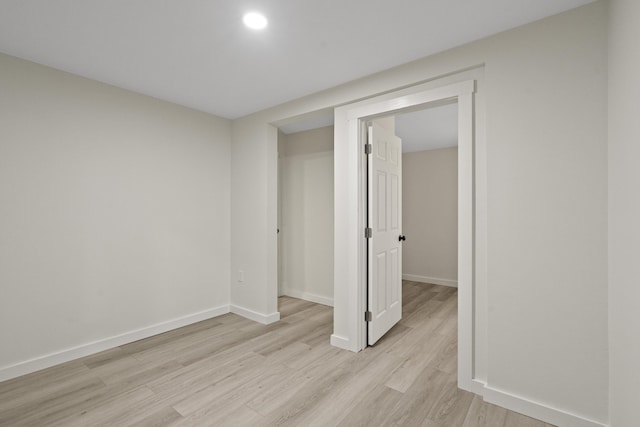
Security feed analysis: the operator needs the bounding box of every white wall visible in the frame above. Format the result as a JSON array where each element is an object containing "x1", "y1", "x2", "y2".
[
  {"x1": 0, "y1": 53, "x2": 232, "y2": 380},
  {"x1": 480, "y1": 4, "x2": 607, "y2": 423},
  {"x1": 402, "y1": 148, "x2": 458, "y2": 287},
  {"x1": 230, "y1": 119, "x2": 279, "y2": 323},
  {"x1": 608, "y1": 1, "x2": 640, "y2": 425},
  {"x1": 230, "y1": 2, "x2": 608, "y2": 425},
  {"x1": 279, "y1": 126, "x2": 334, "y2": 306}
]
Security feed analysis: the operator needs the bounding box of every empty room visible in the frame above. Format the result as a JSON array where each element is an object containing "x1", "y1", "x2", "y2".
[{"x1": 1, "y1": 1, "x2": 639, "y2": 426}]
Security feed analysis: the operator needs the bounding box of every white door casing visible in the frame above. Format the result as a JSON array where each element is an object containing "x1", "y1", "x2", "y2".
[
  {"x1": 333, "y1": 79, "x2": 476, "y2": 393},
  {"x1": 367, "y1": 122, "x2": 403, "y2": 345}
]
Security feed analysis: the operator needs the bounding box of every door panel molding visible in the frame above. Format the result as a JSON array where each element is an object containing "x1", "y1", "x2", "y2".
[{"x1": 367, "y1": 121, "x2": 403, "y2": 345}]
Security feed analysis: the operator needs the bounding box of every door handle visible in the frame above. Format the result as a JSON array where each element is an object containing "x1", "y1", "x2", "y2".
[{"x1": 399, "y1": 235, "x2": 406, "y2": 242}]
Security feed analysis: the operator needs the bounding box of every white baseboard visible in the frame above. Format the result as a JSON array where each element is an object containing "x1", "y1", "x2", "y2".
[
  {"x1": 230, "y1": 305, "x2": 280, "y2": 324},
  {"x1": 330, "y1": 334, "x2": 355, "y2": 351},
  {"x1": 480, "y1": 383, "x2": 607, "y2": 427},
  {"x1": 464, "y1": 378, "x2": 487, "y2": 395},
  {"x1": 402, "y1": 274, "x2": 458, "y2": 288},
  {"x1": 282, "y1": 288, "x2": 334, "y2": 307},
  {"x1": 0, "y1": 305, "x2": 230, "y2": 383}
]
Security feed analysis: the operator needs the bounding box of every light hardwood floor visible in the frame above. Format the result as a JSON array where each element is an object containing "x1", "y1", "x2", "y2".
[{"x1": 0, "y1": 281, "x2": 554, "y2": 426}]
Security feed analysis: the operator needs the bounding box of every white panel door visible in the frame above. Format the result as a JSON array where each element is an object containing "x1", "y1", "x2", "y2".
[{"x1": 367, "y1": 121, "x2": 402, "y2": 345}]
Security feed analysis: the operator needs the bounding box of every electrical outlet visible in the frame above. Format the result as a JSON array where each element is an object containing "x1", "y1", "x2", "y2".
[{"x1": 238, "y1": 270, "x2": 244, "y2": 283}]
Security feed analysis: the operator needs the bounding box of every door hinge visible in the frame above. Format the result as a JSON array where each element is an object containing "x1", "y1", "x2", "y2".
[
  {"x1": 365, "y1": 228, "x2": 372, "y2": 239},
  {"x1": 365, "y1": 311, "x2": 372, "y2": 322},
  {"x1": 364, "y1": 143, "x2": 372, "y2": 155}
]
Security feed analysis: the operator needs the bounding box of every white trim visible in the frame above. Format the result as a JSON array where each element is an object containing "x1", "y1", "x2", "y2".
[
  {"x1": 330, "y1": 334, "x2": 353, "y2": 351},
  {"x1": 456, "y1": 88, "x2": 474, "y2": 392},
  {"x1": 346, "y1": 81, "x2": 474, "y2": 121},
  {"x1": 0, "y1": 305, "x2": 230, "y2": 382},
  {"x1": 282, "y1": 288, "x2": 334, "y2": 307},
  {"x1": 482, "y1": 385, "x2": 607, "y2": 427},
  {"x1": 230, "y1": 305, "x2": 280, "y2": 324},
  {"x1": 402, "y1": 274, "x2": 458, "y2": 288},
  {"x1": 470, "y1": 379, "x2": 487, "y2": 395}
]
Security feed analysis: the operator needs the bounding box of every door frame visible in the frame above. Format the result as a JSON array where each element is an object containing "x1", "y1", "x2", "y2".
[{"x1": 333, "y1": 80, "x2": 476, "y2": 392}]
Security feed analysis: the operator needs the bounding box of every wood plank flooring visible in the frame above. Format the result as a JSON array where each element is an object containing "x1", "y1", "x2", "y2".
[{"x1": 0, "y1": 281, "x2": 554, "y2": 426}]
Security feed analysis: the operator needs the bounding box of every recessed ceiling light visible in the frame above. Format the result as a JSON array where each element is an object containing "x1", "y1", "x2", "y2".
[{"x1": 243, "y1": 12, "x2": 268, "y2": 30}]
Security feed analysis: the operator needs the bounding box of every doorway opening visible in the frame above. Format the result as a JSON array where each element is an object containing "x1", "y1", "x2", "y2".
[
  {"x1": 333, "y1": 79, "x2": 476, "y2": 392},
  {"x1": 276, "y1": 117, "x2": 335, "y2": 326},
  {"x1": 364, "y1": 103, "x2": 459, "y2": 346}
]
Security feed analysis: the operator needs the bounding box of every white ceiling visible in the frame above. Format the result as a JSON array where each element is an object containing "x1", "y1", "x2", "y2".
[
  {"x1": 0, "y1": 0, "x2": 595, "y2": 119},
  {"x1": 396, "y1": 103, "x2": 458, "y2": 153}
]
